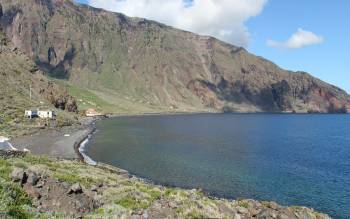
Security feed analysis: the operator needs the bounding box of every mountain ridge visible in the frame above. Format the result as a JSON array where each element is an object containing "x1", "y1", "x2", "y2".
[{"x1": 0, "y1": 0, "x2": 349, "y2": 113}]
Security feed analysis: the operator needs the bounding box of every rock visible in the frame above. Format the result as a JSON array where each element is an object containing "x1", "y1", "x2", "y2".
[
  {"x1": 257, "y1": 209, "x2": 276, "y2": 219},
  {"x1": 277, "y1": 214, "x2": 290, "y2": 219},
  {"x1": 249, "y1": 207, "x2": 261, "y2": 217},
  {"x1": 11, "y1": 168, "x2": 27, "y2": 184},
  {"x1": 267, "y1": 202, "x2": 279, "y2": 210},
  {"x1": 93, "y1": 194, "x2": 103, "y2": 208},
  {"x1": 90, "y1": 185, "x2": 98, "y2": 192},
  {"x1": 237, "y1": 206, "x2": 249, "y2": 214},
  {"x1": 68, "y1": 183, "x2": 83, "y2": 194},
  {"x1": 27, "y1": 171, "x2": 40, "y2": 186},
  {"x1": 142, "y1": 210, "x2": 149, "y2": 218},
  {"x1": 33, "y1": 190, "x2": 41, "y2": 199},
  {"x1": 233, "y1": 213, "x2": 241, "y2": 219},
  {"x1": 62, "y1": 182, "x2": 70, "y2": 189},
  {"x1": 35, "y1": 181, "x2": 45, "y2": 188},
  {"x1": 168, "y1": 201, "x2": 177, "y2": 209}
]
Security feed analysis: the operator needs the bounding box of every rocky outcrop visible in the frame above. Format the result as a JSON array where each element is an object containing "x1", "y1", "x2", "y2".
[
  {"x1": 10, "y1": 168, "x2": 97, "y2": 218},
  {"x1": 0, "y1": 0, "x2": 349, "y2": 113},
  {"x1": 39, "y1": 82, "x2": 78, "y2": 112}
]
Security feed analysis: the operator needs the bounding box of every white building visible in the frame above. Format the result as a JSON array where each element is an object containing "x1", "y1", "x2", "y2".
[
  {"x1": 25, "y1": 109, "x2": 38, "y2": 118},
  {"x1": 38, "y1": 110, "x2": 55, "y2": 119},
  {"x1": 85, "y1": 108, "x2": 103, "y2": 117},
  {"x1": 0, "y1": 136, "x2": 17, "y2": 151},
  {"x1": 25, "y1": 109, "x2": 55, "y2": 119}
]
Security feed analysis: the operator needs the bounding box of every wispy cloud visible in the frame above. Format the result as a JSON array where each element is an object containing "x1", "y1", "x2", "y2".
[
  {"x1": 87, "y1": 0, "x2": 268, "y2": 47},
  {"x1": 267, "y1": 28, "x2": 324, "y2": 49}
]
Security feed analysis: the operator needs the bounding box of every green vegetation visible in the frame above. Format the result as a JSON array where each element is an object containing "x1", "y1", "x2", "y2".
[
  {"x1": 0, "y1": 155, "x2": 230, "y2": 218},
  {"x1": 0, "y1": 159, "x2": 12, "y2": 180},
  {"x1": 0, "y1": 155, "x2": 330, "y2": 218},
  {"x1": 115, "y1": 195, "x2": 150, "y2": 210},
  {"x1": 0, "y1": 159, "x2": 33, "y2": 219},
  {"x1": 65, "y1": 83, "x2": 115, "y2": 112},
  {"x1": 238, "y1": 200, "x2": 250, "y2": 209},
  {"x1": 0, "y1": 29, "x2": 78, "y2": 137}
]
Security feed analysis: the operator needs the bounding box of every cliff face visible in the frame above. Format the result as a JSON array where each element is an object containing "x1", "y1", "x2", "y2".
[
  {"x1": 0, "y1": 4, "x2": 77, "y2": 135},
  {"x1": 0, "y1": 0, "x2": 349, "y2": 113},
  {"x1": 0, "y1": 28, "x2": 77, "y2": 113}
]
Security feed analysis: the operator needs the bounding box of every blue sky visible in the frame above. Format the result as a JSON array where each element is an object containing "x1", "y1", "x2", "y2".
[
  {"x1": 248, "y1": 0, "x2": 349, "y2": 93},
  {"x1": 75, "y1": 0, "x2": 349, "y2": 93}
]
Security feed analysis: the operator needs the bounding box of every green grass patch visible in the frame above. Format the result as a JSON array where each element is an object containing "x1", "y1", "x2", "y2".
[
  {"x1": 0, "y1": 158, "x2": 12, "y2": 180},
  {"x1": 114, "y1": 195, "x2": 150, "y2": 210},
  {"x1": 238, "y1": 200, "x2": 249, "y2": 209},
  {"x1": 66, "y1": 84, "x2": 114, "y2": 112},
  {"x1": 0, "y1": 180, "x2": 33, "y2": 219},
  {"x1": 165, "y1": 187, "x2": 178, "y2": 197},
  {"x1": 22, "y1": 155, "x2": 53, "y2": 166},
  {"x1": 135, "y1": 184, "x2": 161, "y2": 201}
]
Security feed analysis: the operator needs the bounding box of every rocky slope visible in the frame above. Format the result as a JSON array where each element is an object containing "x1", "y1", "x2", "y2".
[
  {"x1": 0, "y1": 154, "x2": 331, "y2": 219},
  {"x1": 0, "y1": 13, "x2": 78, "y2": 136},
  {"x1": 0, "y1": 0, "x2": 349, "y2": 113}
]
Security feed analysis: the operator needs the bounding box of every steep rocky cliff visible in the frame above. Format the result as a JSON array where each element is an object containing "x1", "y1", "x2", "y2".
[
  {"x1": 0, "y1": 0, "x2": 349, "y2": 113},
  {"x1": 0, "y1": 5, "x2": 78, "y2": 134}
]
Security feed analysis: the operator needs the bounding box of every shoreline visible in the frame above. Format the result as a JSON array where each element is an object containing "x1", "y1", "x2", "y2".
[
  {"x1": 9, "y1": 113, "x2": 337, "y2": 218},
  {"x1": 74, "y1": 126, "x2": 97, "y2": 165}
]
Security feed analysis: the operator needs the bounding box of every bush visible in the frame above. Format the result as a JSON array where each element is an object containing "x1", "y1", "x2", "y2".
[{"x1": 0, "y1": 180, "x2": 33, "y2": 219}]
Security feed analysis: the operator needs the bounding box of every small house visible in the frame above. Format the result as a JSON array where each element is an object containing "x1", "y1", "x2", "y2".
[
  {"x1": 38, "y1": 110, "x2": 55, "y2": 119},
  {"x1": 25, "y1": 109, "x2": 38, "y2": 118},
  {"x1": 0, "y1": 136, "x2": 17, "y2": 151},
  {"x1": 85, "y1": 108, "x2": 103, "y2": 117}
]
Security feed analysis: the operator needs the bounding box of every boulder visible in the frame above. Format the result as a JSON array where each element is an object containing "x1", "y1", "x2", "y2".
[
  {"x1": 27, "y1": 171, "x2": 40, "y2": 186},
  {"x1": 257, "y1": 209, "x2": 277, "y2": 219},
  {"x1": 11, "y1": 168, "x2": 27, "y2": 184},
  {"x1": 233, "y1": 214, "x2": 241, "y2": 219},
  {"x1": 68, "y1": 183, "x2": 83, "y2": 194},
  {"x1": 237, "y1": 206, "x2": 249, "y2": 214},
  {"x1": 90, "y1": 185, "x2": 98, "y2": 192}
]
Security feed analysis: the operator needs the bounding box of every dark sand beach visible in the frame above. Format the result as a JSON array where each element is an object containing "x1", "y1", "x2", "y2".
[{"x1": 12, "y1": 117, "x2": 95, "y2": 159}]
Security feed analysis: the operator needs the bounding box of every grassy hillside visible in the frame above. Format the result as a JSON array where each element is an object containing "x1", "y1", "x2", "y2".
[
  {"x1": 0, "y1": 29, "x2": 78, "y2": 137},
  {"x1": 0, "y1": 154, "x2": 331, "y2": 219}
]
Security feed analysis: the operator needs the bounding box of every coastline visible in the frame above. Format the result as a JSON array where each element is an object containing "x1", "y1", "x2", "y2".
[
  {"x1": 7, "y1": 113, "x2": 336, "y2": 218},
  {"x1": 12, "y1": 117, "x2": 96, "y2": 159},
  {"x1": 74, "y1": 126, "x2": 97, "y2": 165}
]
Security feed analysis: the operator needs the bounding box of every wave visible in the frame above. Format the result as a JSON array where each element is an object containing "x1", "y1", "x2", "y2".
[{"x1": 78, "y1": 133, "x2": 97, "y2": 166}]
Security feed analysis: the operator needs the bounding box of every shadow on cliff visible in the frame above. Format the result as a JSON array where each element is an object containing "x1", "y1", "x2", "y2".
[
  {"x1": 193, "y1": 78, "x2": 293, "y2": 112},
  {"x1": 35, "y1": 47, "x2": 77, "y2": 80}
]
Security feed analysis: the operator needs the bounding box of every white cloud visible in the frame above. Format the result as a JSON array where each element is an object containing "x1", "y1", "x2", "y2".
[
  {"x1": 87, "y1": 0, "x2": 268, "y2": 47},
  {"x1": 267, "y1": 28, "x2": 324, "y2": 49}
]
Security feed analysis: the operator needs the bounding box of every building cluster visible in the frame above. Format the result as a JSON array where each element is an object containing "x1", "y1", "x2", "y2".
[{"x1": 25, "y1": 109, "x2": 55, "y2": 119}]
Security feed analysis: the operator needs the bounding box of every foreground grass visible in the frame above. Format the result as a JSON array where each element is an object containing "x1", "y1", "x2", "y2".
[
  {"x1": 0, "y1": 159, "x2": 34, "y2": 218},
  {"x1": 0, "y1": 155, "x2": 330, "y2": 219},
  {"x1": 0, "y1": 155, "x2": 236, "y2": 218}
]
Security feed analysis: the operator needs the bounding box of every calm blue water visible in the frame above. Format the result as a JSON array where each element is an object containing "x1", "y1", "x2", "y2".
[{"x1": 86, "y1": 114, "x2": 350, "y2": 218}]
